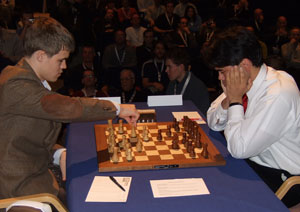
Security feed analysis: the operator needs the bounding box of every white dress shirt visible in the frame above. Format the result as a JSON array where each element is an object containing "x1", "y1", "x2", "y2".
[{"x1": 207, "y1": 64, "x2": 300, "y2": 175}]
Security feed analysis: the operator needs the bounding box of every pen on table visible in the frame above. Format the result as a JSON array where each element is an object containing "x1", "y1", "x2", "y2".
[{"x1": 109, "y1": 176, "x2": 126, "y2": 192}]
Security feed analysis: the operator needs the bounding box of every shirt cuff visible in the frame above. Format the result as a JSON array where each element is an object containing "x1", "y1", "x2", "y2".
[
  {"x1": 111, "y1": 101, "x2": 120, "y2": 115},
  {"x1": 53, "y1": 148, "x2": 66, "y2": 166},
  {"x1": 228, "y1": 104, "x2": 244, "y2": 121}
]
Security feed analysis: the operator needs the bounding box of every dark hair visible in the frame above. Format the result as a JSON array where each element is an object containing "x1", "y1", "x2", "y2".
[
  {"x1": 165, "y1": 47, "x2": 190, "y2": 71},
  {"x1": 24, "y1": 17, "x2": 75, "y2": 57},
  {"x1": 204, "y1": 26, "x2": 263, "y2": 68},
  {"x1": 184, "y1": 5, "x2": 196, "y2": 22},
  {"x1": 153, "y1": 40, "x2": 168, "y2": 51}
]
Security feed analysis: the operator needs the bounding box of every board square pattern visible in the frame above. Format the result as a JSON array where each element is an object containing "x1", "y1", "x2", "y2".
[{"x1": 94, "y1": 120, "x2": 226, "y2": 172}]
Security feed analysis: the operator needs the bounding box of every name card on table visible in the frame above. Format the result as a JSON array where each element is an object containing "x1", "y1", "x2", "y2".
[
  {"x1": 147, "y1": 95, "x2": 182, "y2": 107},
  {"x1": 95, "y1": 97, "x2": 121, "y2": 104}
]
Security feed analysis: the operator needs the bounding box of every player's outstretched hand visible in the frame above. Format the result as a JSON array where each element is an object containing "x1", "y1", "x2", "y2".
[{"x1": 119, "y1": 104, "x2": 140, "y2": 126}]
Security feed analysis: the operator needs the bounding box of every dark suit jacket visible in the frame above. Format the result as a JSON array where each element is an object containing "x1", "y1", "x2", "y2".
[{"x1": 0, "y1": 59, "x2": 117, "y2": 198}]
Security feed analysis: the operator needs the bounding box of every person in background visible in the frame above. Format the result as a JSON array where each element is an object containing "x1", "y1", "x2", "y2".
[
  {"x1": 0, "y1": 17, "x2": 139, "y2": 210},
  {"x1": 117, "y1": 0, "x2": 138, "y2": 29},
  {"x1": 205, "y1": 26, "x2": 300, "y2": 209},
  {"x1": 141, "y1": 40, "x2": 169, "y2": 95},
  {"x1": 110, "y1": 68, "x2": 147, "y2": 103},
  {"x1": 72, "y1": 69, "x2": 107, "y2": 97},
  {"x1": 0, "y1": 19, "x2": 24, "y2": 63},
  {"x1": 174, "y1": 0, "x2": 198, "y2": 18},
  {"x1": 184, "y1": 5, "x2": 202, "y2": 35},
  {"x1": 165, "y1": 47, "x2": 210, "y2": 115},
  {"x1": 281, "y1": 26, "x2": 300, "y2": 86},
  {"x1": 125, "y1": 14, "x2": 147, "y2": 48},
  {"x1": 144, "y1": 0, "x2": 165, "y2": 27},
  {"x1": 16, "y1": 8, "x2": 34, "y2": 40}
]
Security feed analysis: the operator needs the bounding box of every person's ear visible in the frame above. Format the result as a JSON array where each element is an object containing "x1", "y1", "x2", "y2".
[
  {"x1": 35, "y1": 50, "x2": 47, "y2": 63},
  {"x1": 240, "y1": 58, "x2": 252, "y2": 71}
]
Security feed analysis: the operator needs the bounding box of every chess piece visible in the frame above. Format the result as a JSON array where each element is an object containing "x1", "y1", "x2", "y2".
[
  {"x1": 108, "y1": 119, "x2": 113, "y2": 130},
  {"x1": 118, "y1": 119, "x2": 124, "y2": 134},
  {"x1": 201, "y1": 143, "x2": 209, "y2": 159},
  {"x1": 172, "y1": 140, "x2": 180, "y2": 149},
  {"x1": 157, "y1": 129, "x2": 162, "y2": 141},
  {"x1": 136, "y1": 138, "x2": 143, "y2": 152},
  {"x1": 131, "y1": 125, "x2": 137, "y2": 138},
  {"x1": 166, "y1": 125, "x2": 172, "y2": 137},
  {"x1": 112, "y1": 146, "x2": 119, "y2": 163},
  {"x1": 119, "y1": 135, "x2": 127, "y2": 149},
  {"x1": 126, "y1": 149, "x2": 133, "y2": 162},
  {"x1": 189, "y1": 146, "x2": 196, "y2": 158},
  {"x1": 195, "y1": 132, "x2": 202, "y2": 148},
  {"x1": 143, "y1": 126, "x2": 149, "y2": 141},
  {"x1": 182, "y1": 132, "x2": 187, "y2": 144}
]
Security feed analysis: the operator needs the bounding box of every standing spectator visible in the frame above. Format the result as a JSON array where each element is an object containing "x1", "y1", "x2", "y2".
[
  {"x1": 141, "y1": 40, "x2": 169, "y2": 95},
  {"x1": 125, "y1": 14, "x2": 147, "y2": 48}
]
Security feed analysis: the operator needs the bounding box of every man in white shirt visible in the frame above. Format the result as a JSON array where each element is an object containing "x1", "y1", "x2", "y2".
[
  {"x1": 125, "y1": 14, "x2": 146, "y2": 48},
  {"x1": 205, "y1": 26, "x2": 300, "y2": 208}
]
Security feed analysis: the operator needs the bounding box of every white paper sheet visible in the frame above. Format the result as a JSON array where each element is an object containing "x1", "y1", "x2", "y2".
[
  {"x1": 85, "y1": 176, "x2": 131, "y2": 202},
  {"x1": 150, "y1": 178, "x2": 210, "y2": 198},
  {"x1": 172, "y1": 111, "x2": 206, "y2": 124}
]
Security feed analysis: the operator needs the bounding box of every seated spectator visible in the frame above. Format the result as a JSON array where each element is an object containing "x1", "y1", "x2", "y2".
[
  {"x1": 165, "y1": 47, "x2": 210, "y2": 115},
  {"x1": 136, "y1": 29, "x2": 155, "y2": 85},
  {"x1": 125, "y1": 14, "x2": 147, "y2": 48},
  {"x1": 245, "y1": 26, "x2": 268, "y2": 60},
  {"x1": 226, "y1": 0, "x2": 251, "y2": 27},
  {"x1": 0, "y1": 0, "x2": 14, "y2": 29},
  {"x1": 93, "y1": 8, "x2": 120, "y2": 54},
  {"x1": 153, "y1": 0, "x2": 180, "y2": 39},
  {"x1": 64, "y1": 44, "x2": 102, "y2": 95},
  {"x1": 72, "y1": 69, "x2": 107, "y2": 97},
  {"x1": 102, "y1": 29, "x2": 137, "y2": 90},
  {"x1": 198, "y1": 17, "x2": 217, "y2": 49},
  {"x1": 141, "y1": 40, "x2": 169, "y2": 95},
  {"x1": 117, "y1": 0, "x2": 138, "y2": 29},
  {"x1": 110, "y1": 68, "x2": 147, "y2": 103},
  {"x1": 144, "y1": 0, "x2": 165, "y2": 27},
  {"x1": 174, "y1": 0, "x2": 198, "y2": 18},
  {"x1": 0, "y1": 20, "x2": 24, "y2": 63},
  {"x1": 16, "y1": 8, "x2": 34, "y2": 40},
  {"x1": 184, "y1": 5, "x2": 202, "y2": 34},
  {"x1": 250, "y1": 8, "x2": 268, "y2": 42},
  {"x1": 281, "y1": 27, "x2": 300, "y2": 86},
  {"x1": 267, "y1": 16, "x2": 290, "y2": 56},
  {"x1": 166, "y1": 17, "x2": 198, "y2": 51}
]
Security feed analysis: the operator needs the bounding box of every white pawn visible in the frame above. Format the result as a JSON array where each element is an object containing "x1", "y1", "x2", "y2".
[
  {"x1": 118, "y1": 119, "x2": 124, "y2": 134},
  {"x1": 143, "y1": 126, "x2": 149, "y2": 141},
  {"x1": 112, "y1": 146, "x2": 119, "y2": 163},
  {"x1": 126, "y1": 149, "x2": 133, "y2": 162},
  {"x1": 136, "y1": 138, "x2": 143, "y2": 152}
]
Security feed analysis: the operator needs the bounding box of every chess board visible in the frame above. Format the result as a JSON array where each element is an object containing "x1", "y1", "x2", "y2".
[{"x1": 94, "y1": 121, "x2": 226, "y2": 172}]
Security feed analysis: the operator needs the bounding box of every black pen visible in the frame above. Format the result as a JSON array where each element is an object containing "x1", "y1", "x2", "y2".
[{"x1": 109, "y1": 176, "x2": 126, "y2": 192}]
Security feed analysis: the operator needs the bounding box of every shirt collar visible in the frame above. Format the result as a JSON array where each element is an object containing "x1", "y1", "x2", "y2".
[{"x1": 247, "y1": 63, "x2": 267, "y2": 100}]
